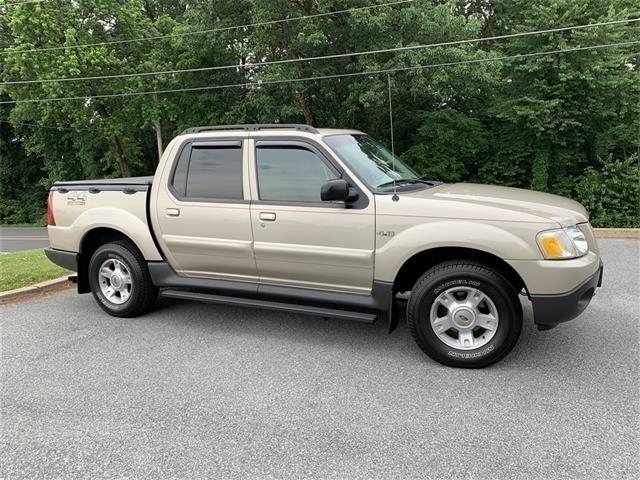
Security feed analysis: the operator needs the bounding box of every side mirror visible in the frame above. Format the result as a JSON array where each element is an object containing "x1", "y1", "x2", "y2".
[{"x1": 320, "y1": 179, "x2": 358, "y2": 203}]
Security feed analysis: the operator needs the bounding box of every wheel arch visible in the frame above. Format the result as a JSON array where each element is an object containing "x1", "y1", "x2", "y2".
[
  {"x1": 392, "y1": 246, "x2": 529, "y2": 298},
  {"x1": 76, "y1": 227, "x2": 143, "y2": 294}
]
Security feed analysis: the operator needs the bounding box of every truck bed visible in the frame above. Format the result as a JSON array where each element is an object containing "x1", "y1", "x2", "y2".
[{"x1": 47, "y1": 175, "x2": 162, "y2": 262}]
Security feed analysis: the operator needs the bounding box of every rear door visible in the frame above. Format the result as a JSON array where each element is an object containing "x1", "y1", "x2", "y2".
[
  {"x1": 248, "y1": 138, "x2": 375, "y2": 294},
  {"x1": 152, "y1": 137, "x2": 258, "y2": 282}
]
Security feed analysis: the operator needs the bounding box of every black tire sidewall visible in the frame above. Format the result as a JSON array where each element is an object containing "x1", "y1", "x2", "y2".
[
  {"x1": 409, "y1": 265, "x2": 521, "y2": 368},
  {"x1": 88, "y1": 243, "x2": 145, "y2": 316}
]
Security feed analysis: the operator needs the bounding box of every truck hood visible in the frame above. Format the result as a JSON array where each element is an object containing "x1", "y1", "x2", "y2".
[{"x1": 410, "y1": 183, "x2": 588, "y2": 226}]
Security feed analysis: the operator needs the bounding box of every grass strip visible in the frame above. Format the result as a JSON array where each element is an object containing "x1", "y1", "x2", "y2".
[{"x1": 0, "y1": 249, "x2": 70, "y2": 292}]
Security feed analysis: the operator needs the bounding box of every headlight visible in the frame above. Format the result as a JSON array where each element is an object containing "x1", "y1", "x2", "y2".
[
  {"x1": 537, "y1": 225, "x2": 589, "y2": 259},
  {"x1": 565, "y1": 225, "x2": 588, "y2": 256}
]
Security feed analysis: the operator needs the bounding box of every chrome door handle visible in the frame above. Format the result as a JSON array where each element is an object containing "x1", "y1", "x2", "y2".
[
  {"x1": 166, "y1": 208, "x2": 180, "y2": 216},
  {"x1": 258, "y1": 212, "x2": 276, "y2": 222}
]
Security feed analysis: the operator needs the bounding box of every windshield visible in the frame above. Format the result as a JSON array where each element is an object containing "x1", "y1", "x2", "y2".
[{"x1": 324, "y1": 134, "x2": 419, "y2": 189}]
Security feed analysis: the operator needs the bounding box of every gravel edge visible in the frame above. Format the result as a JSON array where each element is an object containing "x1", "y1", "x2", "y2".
[{"x1": 593, "y1": 228, "x2": 639, "y2": 239}]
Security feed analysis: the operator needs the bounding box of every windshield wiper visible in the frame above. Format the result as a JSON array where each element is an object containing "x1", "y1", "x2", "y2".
[{"x1": 377, "y1": 178, "x2": 436, "y2": 189}]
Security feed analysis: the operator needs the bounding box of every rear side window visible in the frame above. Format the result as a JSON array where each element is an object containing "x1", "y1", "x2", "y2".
[
  {"x1": 171, "y1": 143, "x2": 243, "y2": 200},
  {"x1": 171, "y1": 145, "x2": 190, "y2": 196},
  {"x1": 256, "y1": 145, "x2": 338, "y2": 202}
]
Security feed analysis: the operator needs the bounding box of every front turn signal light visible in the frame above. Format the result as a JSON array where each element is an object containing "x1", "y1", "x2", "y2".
[{"x1": 536, "y1": 229, "x2": 576, "y2": 259}]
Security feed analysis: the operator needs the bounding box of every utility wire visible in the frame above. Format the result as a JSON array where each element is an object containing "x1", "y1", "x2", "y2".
[
  {"x1": 1, "y1": 40, "x2": 636, "y2": 105},
  {"x1": 1, "y1": 0, "x2": 43, "y2": 6},
  {"x1": 2, "y1": 17, "x2": 637, "y2": 86},
  {"x1": 0, "y1": 119, "x2": 89, "y2": 131},
  {"x1": 0, "y1": 0, "x2": 416, "y2": 55}
]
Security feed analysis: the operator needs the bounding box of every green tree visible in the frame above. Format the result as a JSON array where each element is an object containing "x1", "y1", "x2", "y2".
[
  {"x1": 575, "y1": 155, "x2": 640, "y2": 227},
  {"x1": 0, "y1": 0, "x2": 637, "y2": 226}
]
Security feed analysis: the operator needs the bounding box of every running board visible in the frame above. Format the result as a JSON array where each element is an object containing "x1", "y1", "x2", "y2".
[{"x1": 160, "y1": 289, "x2": 378, "y2": 323}]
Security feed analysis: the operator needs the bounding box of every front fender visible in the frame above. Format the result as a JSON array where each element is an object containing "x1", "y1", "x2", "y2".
[{"x1": 374, "y1": 219, "x2": 545, "y2": 283}]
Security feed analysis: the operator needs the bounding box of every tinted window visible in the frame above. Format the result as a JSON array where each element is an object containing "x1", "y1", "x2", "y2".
[
  {"x1": 256, "y1": 146, "x2": 338, "y2": 202},
  {"x1": 171, "y1": 145, "x2": 243, "y2": 200}
]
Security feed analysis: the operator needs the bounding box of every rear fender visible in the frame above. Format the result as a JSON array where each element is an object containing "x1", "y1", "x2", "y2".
[{"x1": 53, "y1": 207, "x2": 162, "y2": 261}]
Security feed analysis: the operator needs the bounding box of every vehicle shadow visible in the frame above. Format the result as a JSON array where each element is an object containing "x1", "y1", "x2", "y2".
[{"x1": 148, "y1": 295, "x2": 554, "y2": 370}]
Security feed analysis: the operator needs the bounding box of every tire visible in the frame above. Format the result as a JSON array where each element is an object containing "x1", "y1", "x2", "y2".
[
  {"x1": 407, "y1": 261, "x2": 522, "y2": 368},
  {"x1": 88, "y1": 241, "x2": 158, "y2": 317}
]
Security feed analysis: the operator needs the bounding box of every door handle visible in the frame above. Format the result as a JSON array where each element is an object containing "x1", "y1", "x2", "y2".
[
  {"x1": 166, "y1": 208, "x2": 180, "y2": 216},
  {"x1": 258, "y1": 212, "x2": 276, "y2": 222}
]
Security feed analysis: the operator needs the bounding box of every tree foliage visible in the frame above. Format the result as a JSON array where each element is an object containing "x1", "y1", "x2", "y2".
[{"x1": 0, "y1": 0, "x2": 638, "y2": 226}]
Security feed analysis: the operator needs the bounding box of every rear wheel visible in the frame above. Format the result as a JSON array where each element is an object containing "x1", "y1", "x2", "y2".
[
  {"x1": 407, "y1": 261, "x2": 522, "y2": 368},
  {"x1": 88, "y1": 241, "x2": 157, "y2": 317}
]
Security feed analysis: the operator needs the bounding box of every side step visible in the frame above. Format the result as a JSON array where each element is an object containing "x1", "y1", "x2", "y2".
[{"x1": 160, "y1": 289, "x2": 378, "y2": 323}]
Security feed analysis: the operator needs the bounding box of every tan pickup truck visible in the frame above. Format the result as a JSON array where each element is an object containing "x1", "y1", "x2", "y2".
[{"x1": 45, "y1": 124, "x2": 603, "y2": 368}]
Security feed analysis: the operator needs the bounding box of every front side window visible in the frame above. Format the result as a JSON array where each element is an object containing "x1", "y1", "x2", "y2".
[
  {"x1": 324, "y1": 134, "x2": 419, "y2": 190},
  {"x1": 171, "y1": 144, "x2": 243, "y2": 200},
  {"x1": 256, "y1": 145, "x2": 338, "y2": 202}
]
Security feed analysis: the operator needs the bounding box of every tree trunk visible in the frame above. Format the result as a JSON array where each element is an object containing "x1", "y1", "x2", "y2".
[
  {"x1": 154, "y1": 121, "x2": 163, "y2": 165},
  {"x1": 111, "y1": 136, "x2": 130, "y2": 178},
  {"x1": 152, "y1": 93, "x2": 163, "y2": 165},
  {"x1": 295, "y1": 91, "x2": 314, "y2": 125},
  {"x1": 96, "y1": 105, "x2": 131, "y2": 177}
]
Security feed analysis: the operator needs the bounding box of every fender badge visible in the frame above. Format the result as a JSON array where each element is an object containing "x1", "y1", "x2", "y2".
[
  {"x1": 66, "y1": 192, "x2": 86, "y2": 206},
  {"x1": 377, "y1": 230, "x2": 395, "y2": 237}
]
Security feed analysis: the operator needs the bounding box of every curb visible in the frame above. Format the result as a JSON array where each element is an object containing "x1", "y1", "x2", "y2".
[
  {"x1": 594, "y1": 228, "x2": 639, "y2": 239},
  {"x1": 0, "y1": 276, "x2": 73, "y2": 305}
]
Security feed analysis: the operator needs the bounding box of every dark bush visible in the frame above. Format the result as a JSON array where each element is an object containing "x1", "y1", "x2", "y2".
[{"x1": 574, "y1": 155, "x2": 639, "y2": 228}]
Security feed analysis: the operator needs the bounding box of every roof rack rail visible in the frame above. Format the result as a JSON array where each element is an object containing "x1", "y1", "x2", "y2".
[{"x1": 181, "y1": 124, "x2": 319, "y2": 135}]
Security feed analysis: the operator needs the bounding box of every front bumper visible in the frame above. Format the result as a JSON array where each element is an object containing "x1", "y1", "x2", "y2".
[{"x1": 530, "y1": 261, "x2": 603, "y2": 330}]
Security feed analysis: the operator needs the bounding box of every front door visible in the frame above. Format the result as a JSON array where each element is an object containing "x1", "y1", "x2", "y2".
[
  {"x1": 152, "y1": 137, "x2": 258, "y2": 282},
  {"x1": 248, "y1": 139, "x2": 375, "y2": 294}
]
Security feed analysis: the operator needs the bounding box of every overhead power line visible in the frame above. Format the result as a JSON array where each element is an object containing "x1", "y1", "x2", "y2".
[
  {"x1": 0, "y1": 0, "x2": 416, "y2": 55},
  {"x1": 0, "y1": 119, "x2": 88, "y2": 131},
  {"x1": 1, "y1": 0, "x2": 43, "y2": 6},
  {"x1": 1, "y1": 40, "x2": 636, "y2": 105},
  {"x1": 2, "y1": 17, "x2": 637, "y2": 86}
]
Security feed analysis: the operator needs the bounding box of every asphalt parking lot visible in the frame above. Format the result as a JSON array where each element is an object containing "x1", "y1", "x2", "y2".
[{"x1": 1, "y1": 239, "x2": 638, "y2": 479}]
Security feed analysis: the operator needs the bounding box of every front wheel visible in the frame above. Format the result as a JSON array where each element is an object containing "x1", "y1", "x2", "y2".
[
  {"x1": 88, "y1": 241, "x2": 157, "y2": 317},
  {"x1": 407, "y1": 261, "x2": 522, "y2": 368}
]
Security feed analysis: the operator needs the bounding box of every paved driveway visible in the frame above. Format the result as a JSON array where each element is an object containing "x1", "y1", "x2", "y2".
[
  {"x1": 1, "y1": 239, "x2": 638, "y2": 479},
  {"x1": 0, "y1": 227, "x2": 48, "y2": 253}
]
